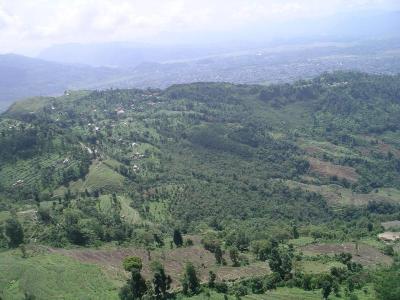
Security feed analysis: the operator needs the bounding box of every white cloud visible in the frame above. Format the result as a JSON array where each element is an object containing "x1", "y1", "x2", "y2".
[{"x1": 0, "y1": 0, "x2": 399, "y2": 55}]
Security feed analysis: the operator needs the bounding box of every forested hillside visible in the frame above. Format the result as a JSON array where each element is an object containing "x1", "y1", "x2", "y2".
[{"x1": 0, "y1": 72, "x2": 400, "y2": 299}]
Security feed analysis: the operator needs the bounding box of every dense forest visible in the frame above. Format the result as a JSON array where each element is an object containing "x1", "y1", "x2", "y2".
[{"x1": 0, "y1": 72, "x2": 399, "y2": 299}]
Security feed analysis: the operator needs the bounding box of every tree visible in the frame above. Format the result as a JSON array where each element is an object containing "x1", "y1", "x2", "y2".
[
  {"x1": 208, "y1": 271, "x2": 216, "y2": 288},
  {"x1": 292, "y1": 224, "x2": 299, "y2": 239},
  {"x1": 251, "y1": 239, "x2": 273, "y2": 261},
  {"x1": 250, "y1": 277, "x2": 264, "y2": 294},
  {"x1": 182, "y1": 263, "x2": 200, "y2": 296},
  {"x1": 268, "y1": 243, "x2": 293, "y2": 280},
  {"x1": 151, "y1": 262, "x2": 172, "y2": 300},
  {"x1": 5, "y1": 218, "x2": 24, "y2": 248},
  {"x1": 173, "y1": 229, "x2": 183, "y2": 247},
  {"x1": 321, "y1": 280, "x2": 332, "y2": 300},
  {"x1": 123, "y1": 256, "x2": 143, "y2": 272},
  {"x1": 336, "y1": 252, "x2": 352, "y2": 265},
  {"x1": 229, "y1": 247, "x2": 240, "y2": 267},
  {"x1": 119, "y1": 269, "x2": 147, "y2": 300},
  {"x1": 215, "y1": 246, "x2": 223, "y2": 265}
]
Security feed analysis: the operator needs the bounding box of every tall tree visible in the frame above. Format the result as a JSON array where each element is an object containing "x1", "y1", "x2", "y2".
[
  {"x1": 119, "y1": 269, "x2": 147, "y2": 300},
  {"x1": 208, "y1": 271, "x2": 216, "y2": 288},
  {"x1": 229, "y1": 247, "x2": 240, "y2": 267},
  {"x1": 214, "y1": 246, "x2": 223, "y2": 265},
  {"x1": 321, "y1": 280, "x2": 332, "y2": 300},
  {"x1": 5, "y1": 218, "x2": 24, "y2": 248},
  {"x1": 151, "y1": 262, "x2": 172, "y2": 300},
  {"x1": 173, "y1": 229, "x2": 183, "y2": 247},
  {"x1": 182, "y1": 263, "x2": 200, "y2": 296},
  {"x1": 292, "y1": 224, "x2": 299, "y2": 239}
]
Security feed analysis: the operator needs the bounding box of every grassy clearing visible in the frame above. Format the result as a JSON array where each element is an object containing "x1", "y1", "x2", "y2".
[
  {"x1": 5, "y1": 96, "x2": 51, "y2": 115},
  {"x1": 53, "y1": 160, "x2": 126, "y2": 197},
  {"x1": 84, "y1": 161, "x2": 125, "y2": 193},
  {"x1": 297, "y1": 261, "x2": 345, "y2": 274},
  {"x1": 288, "y1": 237, "x2": 315, "y2": 247},
  {"x1": 148, "y1": 201, "x2": 171, "y2": 222},
  {"x1": 0, "y1": 211, "x2": 11, "y2": 223},
  {"x1": 119, "y1": 196, "x2": 142, "y2": 225},
  {"x1": 0, "y1": 249, "x2": 119, "y2": 300},
  {"x1": 99, "y1": 195, "x2": 142, "y2": 225}
]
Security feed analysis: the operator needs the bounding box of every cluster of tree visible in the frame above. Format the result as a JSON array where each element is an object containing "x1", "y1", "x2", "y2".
[
  {"x1": 120, "y1": 257, "x2": 173, "y2": 300},
  {"x1": 119, "y1": 257, "x2": 202, "y2": 300},
  {"x1": 0, "y1": 217, "x2": 24, "y2": 248},
  {"x1": 3, "y1": 194, "x2": 165, "y2": 248}
]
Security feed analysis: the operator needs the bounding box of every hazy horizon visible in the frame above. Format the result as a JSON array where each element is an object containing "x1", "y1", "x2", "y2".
[{"x1": 1, "y1": 0, "x2": 400, "y2": 56}]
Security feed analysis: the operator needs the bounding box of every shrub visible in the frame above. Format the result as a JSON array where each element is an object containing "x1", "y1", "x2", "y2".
[{"x1": 123, "y1": 256, "x2": 143, "y2": 272}]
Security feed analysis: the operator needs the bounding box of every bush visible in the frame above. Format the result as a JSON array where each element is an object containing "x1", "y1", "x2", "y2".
[
  {"x1": 233, "y1": 284, "x2": 248, "y2": 297},
  {"x1": 250, "y1": 277, "x2": 264, "y2": 294},
  {"x1": 214, "y1": 282, "x2": 228, "y2": 294},
  {"x1": 123, "y1": 256, "x2": 143, "y2": 272},
  {"x1": 383, "y1": 245, "x2": 394, "y2": 256}
]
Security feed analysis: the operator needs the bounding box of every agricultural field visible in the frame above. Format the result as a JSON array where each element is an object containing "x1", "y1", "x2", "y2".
[{"x1": 0, "y1": 249, "x2": 119, "y2": 300}]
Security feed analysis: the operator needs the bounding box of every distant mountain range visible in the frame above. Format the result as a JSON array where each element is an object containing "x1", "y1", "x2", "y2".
[
  {"x1": 0, "y1": 54, "x2": 130, "y2": 110},
  {"x1": 1, "y1": 36, "x2": 400, "y2": 111},
  {"x1": 37, "y1": 11, "x2": 400, "y2": 67}
]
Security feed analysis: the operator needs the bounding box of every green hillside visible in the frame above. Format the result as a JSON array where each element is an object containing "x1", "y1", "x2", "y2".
[{"x1": 0, "y1": 72, "x2": 400, "y2": 299}]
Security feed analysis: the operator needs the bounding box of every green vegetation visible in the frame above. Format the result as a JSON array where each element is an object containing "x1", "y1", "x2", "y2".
[
  {"x1": 0, "y1": 250, "x2": 119, "y2": 299},
  {"x1": 0, "y1": 72, "x2": 400, "y2": 299}
]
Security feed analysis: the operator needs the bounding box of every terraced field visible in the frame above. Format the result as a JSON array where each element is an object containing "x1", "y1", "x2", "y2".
[
  {"x1": 301, "y1": 242, "x2": 393, "y2": 266},
  {"x1": 53, "y1": 160, "x2": 126, "y2": 197},
  {"x1": 0, "y1": 153, "x2": 61, "y2": 189},
  {"x1": 47, "y1": 242, "x2": 269, "y2": 289}
]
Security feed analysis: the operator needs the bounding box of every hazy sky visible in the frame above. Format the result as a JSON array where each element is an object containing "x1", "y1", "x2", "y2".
[{"x1": 0, "y1": 0, "x2": 399, "y2": 55}]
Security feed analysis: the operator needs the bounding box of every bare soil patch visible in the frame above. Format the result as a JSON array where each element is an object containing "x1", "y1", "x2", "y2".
[
  {"x1": 301, "y1": 242, "x2": 392, "y2": 266},
  {"x1": 303, "y1": 146, "x2": 321, "y2": 155},
  {"x1": 382, "y1": 220, "x2": 400, "y2": 230},
  {"x1": 308, "y1": 158, "x2": 359, "y2": 183},
  {"x1": 47, "y1": 243, "x2": 268, "y2": 288},
  {"x1": 378, "y1": 143, "x2": 400, "y2": 158},
  {"x1": 378, "y1": 232, "x2": 400, "y2": 242}
]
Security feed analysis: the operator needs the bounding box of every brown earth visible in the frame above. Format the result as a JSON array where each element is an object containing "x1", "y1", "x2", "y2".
[
  {"x1": 47, "y1": 240, "x2": 269, "y2": 288},
  {"x1": 358, "y1": 142, "x2": 400, "y2": 159},
  {"x1": 308, "y1": 158, "x2": 359, "y2": 183},
  {"x1": 382, "y1": 220, "x2": 400, "y2": 230},
  {"x1": 378, "y1": 232, "x2": 400, "y2": 242},
  {"x1": 303, "y1": 146, "x2": 321, "y2": 155},
  {"x1": 301, "y1": 242, "x2": 392, "y2": 266},
  {"x1": 377, "y1": 143, "x2": 400, "y2": 158}
]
